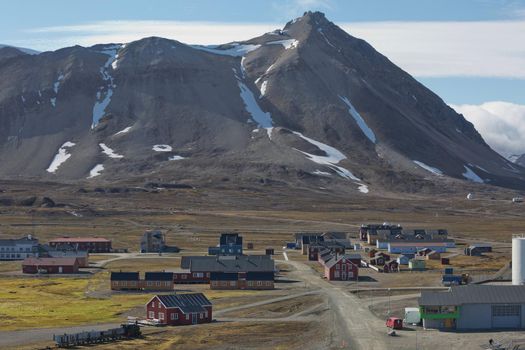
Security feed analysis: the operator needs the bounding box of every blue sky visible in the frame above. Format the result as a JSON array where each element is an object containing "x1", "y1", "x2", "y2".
[{"x1": 1, "y1": 0, "x2": 524, "y2": 106}]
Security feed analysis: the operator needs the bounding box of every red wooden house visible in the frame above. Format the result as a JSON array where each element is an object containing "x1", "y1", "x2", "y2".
[
  {"x1": 324, "y1": 255, "x2": 359, "y2": 281},
  {"x1": 22, "y1": 257, "x2": 79, "y2": 274},
  {"x1": 146, "y1": 293, "x2": 212, "y2": 326}
]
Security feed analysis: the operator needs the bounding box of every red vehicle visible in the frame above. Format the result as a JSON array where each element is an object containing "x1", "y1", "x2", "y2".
[{"x1": 386, "y1": 317, "x2": 403, "y2": 330}]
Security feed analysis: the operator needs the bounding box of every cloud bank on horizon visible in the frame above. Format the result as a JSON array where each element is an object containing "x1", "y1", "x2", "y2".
[{"x1": 452, "y1": 102, "x2": 525, "y2": 158}]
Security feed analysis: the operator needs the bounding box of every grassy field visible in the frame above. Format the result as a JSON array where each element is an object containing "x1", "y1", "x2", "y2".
[{"x1": 0, "y1": 276, "x2": 152, "y2": 331}]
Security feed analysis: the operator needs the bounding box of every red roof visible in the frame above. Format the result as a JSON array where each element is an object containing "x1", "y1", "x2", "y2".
[
  {"x1": 22, "y1": 257, "x2": 79, "y2": 266},
  {"x1": 49, "y1": 237, "x2": 111, "y2": 243}
]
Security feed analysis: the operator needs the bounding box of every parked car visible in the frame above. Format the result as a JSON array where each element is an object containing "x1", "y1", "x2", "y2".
[{"x1": 386, "y1": 317, "x2": 403, "y2": 329}]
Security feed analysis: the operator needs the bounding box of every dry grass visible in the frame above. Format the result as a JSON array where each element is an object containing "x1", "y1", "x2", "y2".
[
  {"x1": 221, "y1": 294, "x2": 324, "y2": 318},
  {"x1": 0, "y1": 276, "x2": 152, "y2": 331}
]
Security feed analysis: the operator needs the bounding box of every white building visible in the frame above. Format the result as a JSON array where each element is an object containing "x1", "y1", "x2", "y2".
[{"x1": 0, "y1": 235, "x2": 39, "y2": 260}]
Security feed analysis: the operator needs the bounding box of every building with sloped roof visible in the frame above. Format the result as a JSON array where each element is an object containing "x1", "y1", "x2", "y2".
[
  {"x1": 110, "y1": 271, "x2": 140, "y2": 290},
  {"x1": 146, "y1": 293, "x2": 212, "y2": 326},
  {"x1": 144, "y1": 272, "x2": 174, "y2": 291},
  {"x1": 0, "y1": 235, "x2": 39, "y2": 260},
  {"x1": 22, "y1": 257, "x2": 79, "y2": 274},
  {"x1": 419, "y1": 285, "x2": 525, "y2": 330},
  {"x1": 324, "y1": 255, "x2": 359, "y2": 281}
]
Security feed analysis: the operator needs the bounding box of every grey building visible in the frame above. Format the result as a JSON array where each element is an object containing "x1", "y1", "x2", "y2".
[
  {"x1": 140, "y1": 230, "x2": 179, "y2": 253},
  {"x1": 419, "y1": 285, "x2": 525, "y2": 330},
  {"x1": 0, "y1": 235, "x2": 39, "y2": 260}
]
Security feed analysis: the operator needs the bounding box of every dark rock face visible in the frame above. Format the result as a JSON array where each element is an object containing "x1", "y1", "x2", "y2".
[{"x1": 0, "y1": 12, "x2": 523, "y2": 192}]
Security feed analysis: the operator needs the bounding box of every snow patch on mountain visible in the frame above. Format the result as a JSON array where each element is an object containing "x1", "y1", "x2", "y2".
[
  {"x1": 46, "y1": 141, "x2": 76, "y2": 173},
  {"x1": 413, "y1": 160, "x2": 443, "y2": 176},
  {"x1": 87, "y1": 164, "x2": 104, "y2": 178},
  {"x1": 168, "y1": 155, "x2": 185, "y2": 161},
  {"x1": 358, "y1": 184, "x2": 369, "y2": 194},
  {"x1": 153, "y1": 144, "x2": 172, "y2": 152},
  {"x1": 339, "y1": 95, "x2": 376, "y2": 143},
  {"x1": 235, "y1": 66, "x2": 273, "y2": 132},
  {"x1": 317, "y1": 28, "x2": 336, "y2": 49},
  {"x1": 192, "y1": 43, "x2": 261, "y2": 57},
  {"x1": 92, "y1": 45, "x2": 120, "y2": 129},
  {"x1": 267, "y1": 39, "x2": 298, "y2": 50},
  {"x1": 114, "y1": 126, "x2": 132, "y2": 136},
  {"x1": 99, "y1": 143, "x2": 123, "y2": 159},
  {"x1": 292, "y1": 131, "x2": 360, "y2": 181},
  {"x1": 259, "y1": 80, "x2": 268, "y2": 98},
  {"x1": 53, "y1": 74, "x2": 64, "y2": 94},
  {"x1": 313, "y1": 170, "x2": 331, "y2": 176},
  {"x1": 463, "y1": 165, "x2": 484, "y2": 183}
]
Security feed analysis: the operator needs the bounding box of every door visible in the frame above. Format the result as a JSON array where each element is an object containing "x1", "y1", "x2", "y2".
[
  {"x1": 341, "y1": 271, "x2": 347, "y2": 280},
  {"x1": 492, "y1": 305, "x2": 521, "y2": 328},
  {"x1": 59, "y1": 266, "x2": 63, "y2": 273},
  {"x1": 192, "y1": 313, "x2": 198, "y2": 325}
]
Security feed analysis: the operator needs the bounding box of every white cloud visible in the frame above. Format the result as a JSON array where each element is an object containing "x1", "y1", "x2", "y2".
[
  {"x1": 16, "y1": 18, "x2": 525, "y2": 78},
  {"x1": 342, "y1": 20, "x2": 525, "y2": 78},
  {"x1": 451, "y1": 101, "x2": 525, "y2": 157}
]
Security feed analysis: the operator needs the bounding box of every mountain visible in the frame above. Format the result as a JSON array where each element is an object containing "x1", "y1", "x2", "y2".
[
  {"x1": 0, "y1": 44, "x2": 40, "y2": 56},
  {"x1": 509, "y1": 154, "x2": 525, "y2": 167},
  {"x1": 0, "y1": 12, "x2": 523, "y2": 193}
]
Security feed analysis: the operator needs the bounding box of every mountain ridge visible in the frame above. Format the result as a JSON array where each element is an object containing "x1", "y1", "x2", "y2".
[{"x1": 0, "y1": 11, "x2": 523, "y2": 193}]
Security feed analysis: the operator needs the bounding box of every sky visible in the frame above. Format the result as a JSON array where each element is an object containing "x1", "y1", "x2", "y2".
[{"x1": 1, "y1": 0, "x2": 525, "y2": 156}]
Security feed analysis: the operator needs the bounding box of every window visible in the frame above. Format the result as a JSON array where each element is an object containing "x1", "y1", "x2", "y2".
[
  {"x1": 205, "y1": 311, "x2": 208, "y2": 318},
  {"x1": 193, "y1": 272, "x2": 203, "y2": 278},
  {"x1": 151, "y1": 302, "x2": 155, "y2": 308},
  {"x1": 148, "y1": 281, "x2": 152, "y2": 286},
  {"x1": 171, "y1": 313, "x2": 178, "y2": 320},
  {"x1": 200, "y1": 313, "x2": 203, "y2": 319},
  {"x1": 230, "y1": 281, "x2": 236, "y2": 287},
  {"x1": 342, "y1": 264, "x2": 346, "y2": 271},
  {"x1": 181, "y1": 274, "x2": 187, "y2": 279},
  {"x1": 156, "y1": 281, "x2": 161, "y2": 286},
  {"x1": 492, "y1": 305, "x2": 520, "y2": 317},
  {"x1": 336, "y1": 264, "x2": 340, "y2": 270},
  {"x1": 148, "y1": 311, "x2": 154, "y2": 319},
  {"x1": 159, "y1": 312, "x2": 164, "y2": 320},
  {"x1": 186, "y1": 314, "x2": 189, "y2": 320},
  {"x1": 334, "y1": 271, "x2": 340, "y2": 278},
  {"x1": 257, "y1": 281, "x2": 262, "y2": 286}
]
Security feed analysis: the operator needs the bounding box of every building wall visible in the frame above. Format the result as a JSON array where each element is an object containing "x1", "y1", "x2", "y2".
[
  {"x1": 142, "y1": 280, "x2": 174, "y2": 291},
  {"x1": 173, "y1": 272, "x2": 210, "y2": 284},
  {"x1": 210, "y1": 280, "x2": 274, "y2": 290},
  {"x1": 22, "y1": 263, "x2": 78, "y2": 274},
  {"x1": 111, "y1": 280, "x2": 140, "y2": 290},
  {"x1": 49, "y1": 241, "x2": 111, "y2": 253},
  {"x1": 0, "y1": 242, "x2": 38, "y2": 260},
  {"x1": 388, "y1": 245, "x2": 447, "y2": 254},
  {"x1": 325, "y1": 261, "x2": 358, "y2": 281}
]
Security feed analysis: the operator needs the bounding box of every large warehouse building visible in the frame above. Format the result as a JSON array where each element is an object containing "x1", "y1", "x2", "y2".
[{"x1": 419, "y1": 285, "x2": 525, "y2": 330}]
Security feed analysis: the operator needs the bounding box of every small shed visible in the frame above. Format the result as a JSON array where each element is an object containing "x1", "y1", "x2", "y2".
[
  {"x1": 397, "y1": 255, "x2": 411, "y2": 265},
  {"x1": 464, "y1": 244, "x2": 492, "y2": 256},
  {"x1": 265, "y1": 248, "x2": 275, "y2": 256},
  {"x1": 247, "y1": 243, "x2": 254, "y2": 250},
  {"x1": 383, "y1": 260, "x2": 399, "y2": 273},
  {"x1": 408, "y1": 259, "x2": 426, "y2": 271},
  {"x1": 441, "y1": 257, "x2": 450, "y2": 265},
  {"x1": 426, "y1": 251, "x2": 441, "y2": 260}
]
